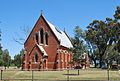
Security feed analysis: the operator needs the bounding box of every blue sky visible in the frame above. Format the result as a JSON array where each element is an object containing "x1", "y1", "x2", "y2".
[{"x1": 0, "y1": 0, "x2": 120, "y2": 59}]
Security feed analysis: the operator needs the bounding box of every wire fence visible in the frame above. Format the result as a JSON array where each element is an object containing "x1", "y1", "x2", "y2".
[{"x1": 0, "y1": 69, "x2": 120, "y2": 81}]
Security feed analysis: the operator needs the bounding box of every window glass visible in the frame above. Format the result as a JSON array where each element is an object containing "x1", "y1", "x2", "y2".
[
  {"x1": 45, "y1": 33, "x2": 48, "y2": 45},
  {"x1": 40, "y1": 29, "x2": 44, "y2": 44},
  {"x1": 35, "y1": 53, "x2": 38, "y2": 62},
  {"x1": 35, "y1": 33, "x2": 38, "y2": 44}
]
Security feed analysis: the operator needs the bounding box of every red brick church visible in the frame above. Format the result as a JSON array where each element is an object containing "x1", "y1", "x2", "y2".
[{"x1": 24, "y1": 14, "x2": 73, "y2": 70}]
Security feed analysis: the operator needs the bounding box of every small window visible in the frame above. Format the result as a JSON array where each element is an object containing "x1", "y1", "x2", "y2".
[
  {"x1": 35, "y1": 53, "x2": 38, "y2": 62},
  {"x1": 40, "y1": 29, "x2": 44, "y2": 44},
  {"x1": 35, "y1": 33, "x2": 39, "y2": 44},
  {"x1": 45, "y1": 32, "x2": 48, "y2": 45}
]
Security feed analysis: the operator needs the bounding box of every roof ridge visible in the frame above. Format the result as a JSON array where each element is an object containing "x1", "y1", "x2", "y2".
[{"x1": 45, "y1": 19, "x2": 73, "y2": 48}]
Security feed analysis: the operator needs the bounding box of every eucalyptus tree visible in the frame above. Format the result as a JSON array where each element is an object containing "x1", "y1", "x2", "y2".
[
  {"x1": 2, "y1": 49, "x2": 11, "y2": 69},
  {"x1": 85, "y1": 40, "x2": 98, "y2": 67},
  {"x1": 103, "y1": 6, "x2": 120, "y2": 64},
  {"x1": 71, "y1": 26, "x2": 87, "y2": 63},
  {"x1": 114, "y1": 6, "x2": 120, "y2": 20},
  {"x1": 0, "y1": 29, "x2": 2, "y2": 66},
  {"x1": 14, "y1": 54, "x2": 21, "y2": 68},
  {"x1": 13, "y1": 49, "x2": 25, "y2": 68},
  {"x1": 85, "y1": 6, "x2": 120, "y2": 68},
  {"x1": 85, "y1": 20, "x2": 109, "y2": 68},
  {"x1": 114, "y1": 6, "x2": 120, "y2": 53}
]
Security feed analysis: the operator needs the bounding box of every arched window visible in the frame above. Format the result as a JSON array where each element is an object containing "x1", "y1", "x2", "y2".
[
  {"x1": 35, "y1": 33, "x2": 38, "y2": 44},
  {"x1": 40, "y1": 29, "x2": 44, "y2": 44},
  {"x1": 45, "y1": 32, "x2": 48, "y2": 45},
  {"x1": 35, "y1": 53, "x2": 38, "y2": 62}
]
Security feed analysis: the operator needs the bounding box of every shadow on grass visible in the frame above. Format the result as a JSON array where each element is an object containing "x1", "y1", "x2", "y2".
[{"x1": 63, "y1": 74, "x2": 79, "y2": 76}]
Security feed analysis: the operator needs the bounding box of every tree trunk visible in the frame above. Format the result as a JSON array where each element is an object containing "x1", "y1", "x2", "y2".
[
  {"x1": 93, "y1": 60, "x2": 97, "y2": 68},
  {"x1": 5, "y1": 66, "x2": 6, "y2": 69},
  {"x1": 116, "y1": 60, "x2": 119, "y2": 66},
  {"x1": 99, "y1": 55, "x2": 102, "y2": 68}
]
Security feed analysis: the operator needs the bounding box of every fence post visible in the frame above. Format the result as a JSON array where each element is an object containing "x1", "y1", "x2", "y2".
[
  {"x1": 67, "y1": 69, "x2": 69, "y2": 81},
  {"x1": 1, "y1": 70, "x2": 2, "y2": 80},
  {"x1": 78, "y1": 69, "x2": 79, "y2": 75},
  {"x1": 107, "y1": 66, "x2": 110, "y2": 81},
  {"x1": 32, "y1": 70, "x2": 33, "y2": 81}
]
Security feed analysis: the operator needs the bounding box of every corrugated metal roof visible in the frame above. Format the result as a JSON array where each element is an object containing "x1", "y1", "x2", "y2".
[
  {"x1": 45, "y1": 18, "x2": 73, "y2": 48},
  {"x1": 37, "y1": 44, "x2": 48, "y2": 56}
]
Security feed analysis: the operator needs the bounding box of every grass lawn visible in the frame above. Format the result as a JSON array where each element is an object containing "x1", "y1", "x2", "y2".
[{"x1": 0, "y1": 68, "x2": 120, "y2": 81}]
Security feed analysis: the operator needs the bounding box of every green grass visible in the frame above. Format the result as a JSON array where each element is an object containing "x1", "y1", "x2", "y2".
[{"x1": 0, "y1": 68, "x2": 120, "y2": 81}]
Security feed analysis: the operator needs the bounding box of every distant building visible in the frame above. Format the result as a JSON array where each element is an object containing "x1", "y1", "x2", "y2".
[
  {"x1": 81, "y1": 53, "x2": 90, "y2": 69},
  {"x1": 23, "y1": 14, "x2": 73, "y2": 70},
  {"x1": 74, "y1": 53, "x2": 90, "y2": 69}
]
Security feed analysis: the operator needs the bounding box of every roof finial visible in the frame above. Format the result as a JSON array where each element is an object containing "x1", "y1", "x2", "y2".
[
  {"x1": 41, "y1": 10, "x2": 43, "y2": 15},
  {"x1": 64, "y1": 27, "x2": 66, "y2": 32}
]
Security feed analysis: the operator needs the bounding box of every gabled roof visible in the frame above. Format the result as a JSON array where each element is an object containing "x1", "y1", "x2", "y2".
[
  {"x1": 28, "y1": 44, "x2": 48, "y2": 57},
  {"x1": 36, "y1": 44, "x2": 48, "y2": 57},
  {"x1": 24, "y1": 14, "x2": 73, "y2": 48},
  {"x1": 44, "y1": 16, "x2": 73, "y2": 48}
]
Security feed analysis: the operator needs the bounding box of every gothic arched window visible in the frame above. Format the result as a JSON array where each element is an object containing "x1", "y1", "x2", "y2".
[
  {"x1": 35, "y1": 53, "x2": 38, "y2": 62},
  {"x1": 45, "y1": 32, "x2": 48, "y2": 45},
  {"x1": 35, "y1": 33, "x2": 39, "y2": 44},
  {"x1": 40, "y1": 28, "x2": 44, "y2": 44}
]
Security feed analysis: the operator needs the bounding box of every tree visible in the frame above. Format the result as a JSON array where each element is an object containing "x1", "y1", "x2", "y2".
[
  {"x1": 14, "y1": 54, "x2": 21, "y2": 68},
  {"x1": 86, "y1": 20, "x2": 108, "y2": 68},
  {"x1": 0, "y1": 29, "x2": 3, "y2": 66},
  {"x1": 85, "y1": 40, "x2": 98, "y2": 67},
  {"x1": 85, "y1": 6, "x2": 120, "y2": 68},
  {"x1": 71, "y1": 26, "x2": 87, "y2": 63},
  {"x1": 114, "y1": 6, "x2": 120, "y2": 53},
  {"x1": 85, "y1": 19, "x2": 119, "y2": 68},
  {"x1": 20, "y1": 48, "x2": 25, "y2": 68},
  {"x1": 103, "y1": 6, "x2": 120, "y2": 65},
  {"x1": 0, "y1": 48, "x2": 2, "y2": 66},
  {"x1": 13, "y1": 49, "x2": 25, "y2": 68},
  {"x1": 2, "y1": 49, "x2": 11, "y2": 69},
  {"x1": 103, "y1": 44, "x2": 119, "y2": 66},
  {"x1": 114, "y1": 6, "x2": 120, "y2": 20}
]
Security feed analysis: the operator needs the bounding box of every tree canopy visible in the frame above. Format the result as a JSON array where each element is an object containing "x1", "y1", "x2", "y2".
[
  {"x1": 0, "y1": 29, "x2": 2, "y2": 66},
  {"x1": 13, "y1": 49, "x2": 25, "y2": 68},
  {"x1": 85, "y1": 6, "x2": 120, "y2": 68},
  {"x1": 71, "y1": 26, "x2": 87, "y2": 63},
  {"x1": 2, "y1": 49, "x2": 11, "y2": 69}
]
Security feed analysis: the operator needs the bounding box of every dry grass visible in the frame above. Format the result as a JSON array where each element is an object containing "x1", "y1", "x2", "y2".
[{"x1": 0, "y1": 68, "x2": 120, "y2": 81}]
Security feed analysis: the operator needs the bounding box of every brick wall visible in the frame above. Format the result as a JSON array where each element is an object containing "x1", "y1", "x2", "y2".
[{"x1": 24, "y1": 15, "x2": 73, "y2": 70}]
